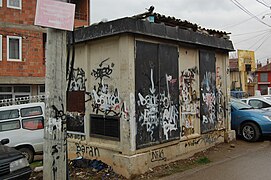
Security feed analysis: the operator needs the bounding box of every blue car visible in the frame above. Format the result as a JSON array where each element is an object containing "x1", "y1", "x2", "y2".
[{"x1": 231, "y1": 98, "x2": 271, "y2": 142}]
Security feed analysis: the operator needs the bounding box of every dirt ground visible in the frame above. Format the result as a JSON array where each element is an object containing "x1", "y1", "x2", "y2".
[{"x1": 29, "y1": 139, "x2": 268, "y2": 180}]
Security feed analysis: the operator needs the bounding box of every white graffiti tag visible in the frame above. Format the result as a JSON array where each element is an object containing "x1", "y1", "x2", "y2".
[{"x1": 138, "y1": 69, "x2": 179, "y2": 141}]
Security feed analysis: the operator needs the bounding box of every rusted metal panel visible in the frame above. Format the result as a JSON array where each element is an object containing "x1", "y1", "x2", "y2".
[
  {"x1": 67, "y1": 91, "x2": 85, "y2": 112},
  {"x1": 199, "y1": 50, "x2": 217, "y2": 133},
  {"x1": 135, "y1": 41, "x2": 179, "y2": 149}
]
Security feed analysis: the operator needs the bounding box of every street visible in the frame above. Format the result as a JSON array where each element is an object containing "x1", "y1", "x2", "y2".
[{"x1": 162, "y1": 140, "x2": 271, "y2": 180}]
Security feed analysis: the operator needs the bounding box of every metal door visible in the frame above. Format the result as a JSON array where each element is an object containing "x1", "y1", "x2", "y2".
[
  {"x1": 199, "y1": 50, "x2": 217, "y2": 133},
  {"x1": 135, "y1": 41, "x2": 179, "y2": 149}
]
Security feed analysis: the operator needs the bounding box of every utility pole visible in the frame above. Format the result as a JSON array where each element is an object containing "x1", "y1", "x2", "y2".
[{"x1": 43, "y1": 21, "x2": 67, "y2": 180}]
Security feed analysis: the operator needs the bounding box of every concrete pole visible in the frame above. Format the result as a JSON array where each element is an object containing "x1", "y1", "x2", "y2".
[{"x1": 43, "y1": 28, "x2": 67, "y2": 180}]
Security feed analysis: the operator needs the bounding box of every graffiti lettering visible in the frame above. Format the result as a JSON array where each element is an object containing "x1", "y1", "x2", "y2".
[
  {"x1": 75, "y1": 143, "x2": 100, "y2": 157},
  {"x1": 138, "y1": 69, "x2": 178, "y2": 141},
  {"x1": 180, "y1": 66, "x2": 199, "y2": 136},
  {"x1": 184, "y1": 139, "x2": 200, "y2": 148},
  {"x1": 151, "y1": 149, "x2": 167, "y2": 162},
  {"x1": 67, "y1": 133, "x2": 86, "y2": 141},
  {"x1": 200, "y1": 132, "x2": 223, "y2": 144},
  {"x1": 52, "y1": 104, "x2": 66, "y2": 121},
  {"x1": 69, "y1": 68, "x2": 87, "y2": 91},
  {"x1": 91, "y1": 58, "x2": 113, "y2": 81},
  {"x1": 90, "y1": 58, "x2": 129, "y2": 119},
  {"x1": 201, "y1": 71, "x2": 217, "y2": 132}
]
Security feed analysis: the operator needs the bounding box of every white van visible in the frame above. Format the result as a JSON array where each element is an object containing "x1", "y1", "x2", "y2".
[{"x1": 0, "y1": 102, "x2": 45, "y2": 163}]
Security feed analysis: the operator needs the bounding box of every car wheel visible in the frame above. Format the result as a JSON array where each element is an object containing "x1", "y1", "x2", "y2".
[
  {"x1": 19, "y1": 147, "x2": 34, "y2": 163},
  {"x1": 241, "y1": 122, "x2": 260, "y2": 142}
]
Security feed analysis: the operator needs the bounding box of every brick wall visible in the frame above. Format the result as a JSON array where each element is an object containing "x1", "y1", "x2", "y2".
[
  {"x1": 0, "y1": 27, "x2": 45, "y2": 77},
  {"x1": 0, "y1": 0, "x2": 37, "y2": 25},
  {"x1": 0, "y1": 0, "x2": 88, "y2": 78}
]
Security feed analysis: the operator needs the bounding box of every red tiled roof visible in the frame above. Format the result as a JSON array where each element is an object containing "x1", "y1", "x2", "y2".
[{"x1": 256, "y1": 63, "x2": 271, "y2": 72}]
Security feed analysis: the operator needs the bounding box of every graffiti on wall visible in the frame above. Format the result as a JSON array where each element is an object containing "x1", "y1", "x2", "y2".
[
  {"x1": 75, "y1": 143, "x2": 100, "y2": 158},
  {"x1": 67, "y1": 133, "x2": 86, "y2": 141},
  {"x1": 137, "y1": 69, "x2": 178, "y2": 141},
  {"x1": 68, "y1": 68, "x2": 87, "y2": 91},
  {"x1": 45, "y1": 99, "x2": 67, "y2": 179},
  {"x1": 66, "y1": 67, "x2": 86, "y2": 135},
  {"x1": 200, "y1": 131, "x2": 223, "y2": 145},
  {"x1": 201, "y1": 72, "x2": 217, "y2": 131},
  {"x1": 184, "y1": 131, "x2": 223, "y2": 148},
  {"x1": 135, "y1": 41, "x2": 179, "y2": 148},
  {"x1": 179, "y1": 67, "x2": 199, "y2": 136},
  {"x1": 151, "y1": 149, "x2": 167, "y2": 162},
  {"x1": 199, "y1": 50, "x2": 217, "y2": 133},
  {"x1": 90, "y1": 58, "x2": 129, "y2": 120},
  {"x1": 216, "y1": 67, "x2": 225, "y2": 129}
]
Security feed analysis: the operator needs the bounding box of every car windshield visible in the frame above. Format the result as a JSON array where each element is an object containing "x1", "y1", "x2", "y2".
[{"x1": 231, "y1": 99, "x2": 254, "y2": 110}]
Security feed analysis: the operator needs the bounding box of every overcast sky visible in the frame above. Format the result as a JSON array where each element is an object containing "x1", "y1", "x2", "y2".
[{"x1": 91, "y1": 0, "x2": 271, "y2": 64}]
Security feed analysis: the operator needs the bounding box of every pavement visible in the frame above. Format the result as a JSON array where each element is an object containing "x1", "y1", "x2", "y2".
[{"x1": 159, "y1": 139, "x2": 271, "y2": 180}]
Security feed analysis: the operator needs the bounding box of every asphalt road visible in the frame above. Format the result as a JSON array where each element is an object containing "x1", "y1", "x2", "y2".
[{"x1": 161, "y1": 140, "x2": 271, "y2": 180}]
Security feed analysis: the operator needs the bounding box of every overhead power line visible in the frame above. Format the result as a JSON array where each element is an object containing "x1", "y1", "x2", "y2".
[
  {"x1": 234, "y1": 30, "x2": 270, "y2": 44},
  {"x1": 231, "y1": 29, "x2": 270, "y2": 37},
  {"x1": 256, "y1": 0, "x2": 271, "y2": 8},
  {"x1": 221, "y1": 10, "x2": 269, "y2": 29},
  {"x1": 254, "y1": 34, "x2": 271, "y2": 51},
  {"x1": 230, "y1": 0, "x2": 271, "y2": 27}
]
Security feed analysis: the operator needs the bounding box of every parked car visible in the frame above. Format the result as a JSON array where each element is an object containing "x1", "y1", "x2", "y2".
[
  {"x1": 261, "y1": 95, "x2": 271, "y2": 101},
  {"x1": 241, "y1": 96, "x2": 271, "y2": 109},
  {"x1": 231, "y1": 98, "x2": 271, "y2": 142},
  {"x1": 230, "y1": 90, "x2": 248, "y2": 99},
  {"x1": 0, "y1": 102, "x2": 45, "y2": 163},
  {"x1": 0, "y1": 138, "x2": 32, "y2": 180}
]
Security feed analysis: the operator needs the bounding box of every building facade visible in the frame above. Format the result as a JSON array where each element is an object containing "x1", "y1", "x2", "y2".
[
  {"x1": 65, "y1": 14, "x2": 235, "y2": 178},
  {"x1": 0, "y1": 0, "x2": 89, "y2": 101},
  {"x1": 229, "y1": 50, "x2": 256, "y2": 96},
  {"x1": 256, "y1": 62, "x2": 271, "y2": 95}
]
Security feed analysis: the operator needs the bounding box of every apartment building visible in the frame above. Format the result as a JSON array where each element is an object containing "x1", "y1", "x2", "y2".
[{"x1": 0, "y1": 0, "x2": 89, "y2": 100}]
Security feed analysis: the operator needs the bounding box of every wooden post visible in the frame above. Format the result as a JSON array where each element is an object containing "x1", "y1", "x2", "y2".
[{"x1": 43, "y1": 28, "x2": 67, "y2": 180}]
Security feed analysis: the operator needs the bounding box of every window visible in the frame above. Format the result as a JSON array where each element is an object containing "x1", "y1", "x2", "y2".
[
  {"x1": 21, "y1": 106, "x2": 42, "y2": 117},
  {"x1": 0, "y1": 0, "x2": 2, "y2": 7},
  {"x1": 0, "y1": 85, "x2": 31, "y2": 101},
  {"x1": 22, "y1": 117, "x2": 44, "y2": 130},
  {"x1": 38, "y1": 85, "x2": 45, "y2": 95},
  {"x1": 0, "y1": 120, "x2": 20, "y2": 132},
  {"x1": 249, "y1": 99, "x2": 271, "y2": 109},
  {"x1": 260, "y1": 73, "x2": 268, "y2": 82},
  {"x1": 7, "y1": 36, "x2": 22, "y2": 61},
  {"x1": 0, "y1": 109, "x2": 19, "y2": 120},
  {"x1": 0, "y1": 35, "x2": 2, "y2": 61},
  {"x1": 7, "y1": 0, "x2": 21, "y2": 9}
]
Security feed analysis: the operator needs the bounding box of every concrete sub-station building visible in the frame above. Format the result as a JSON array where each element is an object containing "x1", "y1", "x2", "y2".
[{"x1": 66, "y1": 11, "x2": 235, "y2": 178}]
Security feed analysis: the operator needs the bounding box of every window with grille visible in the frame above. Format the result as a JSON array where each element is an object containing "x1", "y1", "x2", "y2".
[
  {"x1": 90, "y1": 115, "x2": 120, "y2": 140},
  {"x1": 0, "y1": 85, "x2": 31, "y2": 101}
]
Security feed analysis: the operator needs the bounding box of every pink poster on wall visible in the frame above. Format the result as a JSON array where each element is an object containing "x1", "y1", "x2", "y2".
[{"x1": 34, "y1": 0, "x2": 75, "y2": 31}]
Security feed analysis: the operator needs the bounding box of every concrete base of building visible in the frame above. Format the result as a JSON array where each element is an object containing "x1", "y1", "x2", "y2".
[
  {"x1": 68, "y1": 130, "x2": 232, "y2": 179},
  {"x1": 224, "y1": 130, "x2": 236, "y2": 143}
]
